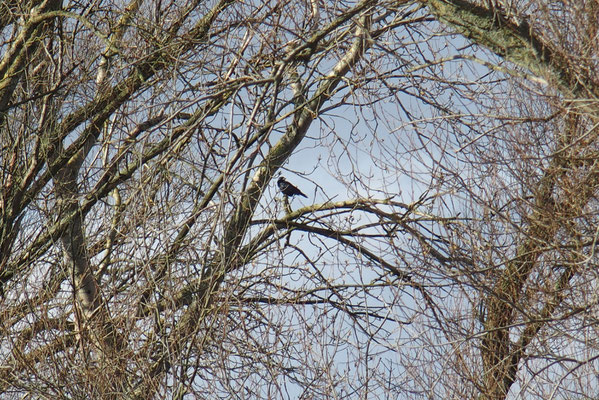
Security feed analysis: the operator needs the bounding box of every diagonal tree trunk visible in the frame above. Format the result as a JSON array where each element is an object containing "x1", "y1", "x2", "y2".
[{"x1": 420, "y1": 1, "x2": 599, "y2": 398}]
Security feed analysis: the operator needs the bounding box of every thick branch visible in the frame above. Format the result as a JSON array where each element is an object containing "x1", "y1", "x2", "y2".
[{"x1": 423, "y1": 0, "x2": 589, "y2": 97}]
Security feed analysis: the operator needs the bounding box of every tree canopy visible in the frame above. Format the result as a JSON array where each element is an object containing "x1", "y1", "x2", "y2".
[{"x1": 1, "y1": 0, "x2": 599, "y2": 398}]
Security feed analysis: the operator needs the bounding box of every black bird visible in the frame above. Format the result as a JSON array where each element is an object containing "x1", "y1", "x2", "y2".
[{"x1": 277, "y1": 177, "x2": 307, "y2": 198}]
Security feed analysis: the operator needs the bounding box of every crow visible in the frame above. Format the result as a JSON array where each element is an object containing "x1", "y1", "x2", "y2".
[{"x1": 277, "y1": 177, "x2": 307, "y2": 198}]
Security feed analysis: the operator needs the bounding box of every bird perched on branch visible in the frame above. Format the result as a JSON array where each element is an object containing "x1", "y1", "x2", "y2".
[{"x1": 277, "y1": 177, "x2": 307, "y2": 198}]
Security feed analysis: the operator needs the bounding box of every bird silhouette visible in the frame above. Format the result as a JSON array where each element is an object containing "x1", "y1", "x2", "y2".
[{"x1": 277, "y1": 177, "x2": 307, "y2": 198}]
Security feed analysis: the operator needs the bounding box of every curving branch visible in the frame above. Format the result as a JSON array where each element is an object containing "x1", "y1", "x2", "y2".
[{"x1": 422, "y1": 0, "x2": 597, "y2": 99}]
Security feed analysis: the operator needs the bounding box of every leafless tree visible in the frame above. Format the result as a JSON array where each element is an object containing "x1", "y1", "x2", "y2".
[{"x1": 1, "y1": 0, "x2": 599, "y2": 398}]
